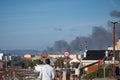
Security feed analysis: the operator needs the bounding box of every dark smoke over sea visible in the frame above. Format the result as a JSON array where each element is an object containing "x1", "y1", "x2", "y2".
[{"x1": 43, "y1": 11, "x2": 120, "y2": 54}]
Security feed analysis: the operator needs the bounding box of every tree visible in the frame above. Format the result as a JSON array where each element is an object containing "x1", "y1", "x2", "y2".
[{"x1": 54, "y1": 58, "x2": 64, "y2": 68}]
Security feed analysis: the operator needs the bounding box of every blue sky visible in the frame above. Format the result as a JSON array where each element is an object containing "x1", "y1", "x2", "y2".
[{"x1": 0, "y1": 0, "x2": 120, "y2": 50}]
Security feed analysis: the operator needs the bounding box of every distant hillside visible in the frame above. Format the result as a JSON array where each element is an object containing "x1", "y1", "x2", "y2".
[{"x1": 0, "y1": 49, "x2": 41, "y2": 56}]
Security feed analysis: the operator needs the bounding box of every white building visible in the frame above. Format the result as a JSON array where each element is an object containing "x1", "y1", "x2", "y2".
[
  {"x1": 24, "y1": 54, "x2": 31, "y2": 58},
  {"x1": 49, "y1": 54, "x2": 81, "y2": 59},
  {"x1": 0, "y1": 53, "x2": 3, "y2": 61}
]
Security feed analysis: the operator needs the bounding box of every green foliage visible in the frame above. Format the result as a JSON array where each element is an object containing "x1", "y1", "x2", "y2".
[
  {"x1": 66, "y1": 62, "x2": 70, "y2": 68},
  {"x1": 33, "y1": 59, "x2": 44, "y2": 65},
  {"x1": 7, "y1": 61, "x2": 11, "y2": 66},
  {"x1": 12, "y1": 59, "x2": 44, "y2": 68},
  {"x1": 13, "y1": 61, "x2": 26, "y2": 68},
  {"x1": 54, "y1": 58, "x2": 64, "y2": 68}
]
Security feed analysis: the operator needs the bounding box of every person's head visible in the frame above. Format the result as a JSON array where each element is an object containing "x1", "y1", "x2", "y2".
[{"x1": 45, "y1": 58, "x2": 50, "y2": 64}]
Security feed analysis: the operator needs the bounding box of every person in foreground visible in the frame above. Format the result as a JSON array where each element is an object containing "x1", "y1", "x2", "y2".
[{"x1": 38, "y1": 58, "x2": 55, "y2": 80}]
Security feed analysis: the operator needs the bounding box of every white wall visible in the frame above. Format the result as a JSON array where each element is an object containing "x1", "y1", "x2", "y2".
[{"x1": 0, "y1": 53, "x2": 3, "y2": 60}]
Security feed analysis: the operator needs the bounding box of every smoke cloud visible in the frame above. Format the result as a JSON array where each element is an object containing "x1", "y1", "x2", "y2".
[
  {"x1": 110, "y1": 10, "x2": 120, "y2": 18},
  {"x1": 43, "y1": 10, "x2": 120, "y2": 54},
  {"x1": 43, "y1": 26, "x2": 113, "y2": 53},
  {"x1": 54, "y1": 27, "x2": 63, "y2": 31},
  {"x1": 91, "y1": 26, "x2": 112, "y2": 50}
]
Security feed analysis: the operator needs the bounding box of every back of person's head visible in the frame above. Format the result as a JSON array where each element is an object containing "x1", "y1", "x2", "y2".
[{"x1": 45, "y1": 58, "x2": 50, "y2": 64}]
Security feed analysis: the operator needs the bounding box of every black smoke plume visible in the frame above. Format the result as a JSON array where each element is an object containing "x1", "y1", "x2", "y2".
[
  {"x1": 43, "y1": 10, "x2": 120, "y2": 54},
  {"x1": 91, "y1": 26, "x2": 112, "y2": 50},
  {"x1": 43, "y1": 26, "x2": 113, "y2": 54},
  {"x1": 110, "y1": 11, "x2": 120, "y2": 18}
]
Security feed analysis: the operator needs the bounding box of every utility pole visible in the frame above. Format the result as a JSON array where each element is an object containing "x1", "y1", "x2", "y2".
[{"x1": 111, "y1": 22, "x2": 118, "y2": 78}]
